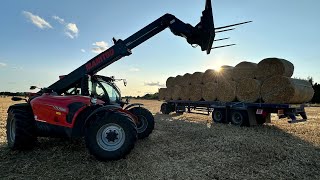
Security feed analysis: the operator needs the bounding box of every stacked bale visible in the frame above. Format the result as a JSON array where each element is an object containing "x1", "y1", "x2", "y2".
[
  {"x1": 189, "y1": 85, "x2": 203, "y2": 101},
  {"x1": 181, "y1": 73, "x2": 192, "y2": 86},
  {"x1": 236, "y1": 78, "x2": 261, "y2": 103},
  {"x1": 190, "y1": 72, "x2": 204, "y2": 85},
  {"x1": 261, "y1": 76, "x2": 314, "y2": 104},
  {"x1": 172, "y1": 85, "x2": 183, "y2": 100},
  {"x1": 202, "y1": 69, "x2": 217, "y2": 84},
  {"x1": 166, "y1": 77, "x2": 175, "y2": 87},
  {"x1": 217, "y1": 81, "x2": 236, "y2": 102},
  {"x1": 165, "y1": 87, "x2": 173, "y2": 101},
  {"x1": 256, "y1": 58, "x2": 294, "y2": 81},
  {"x1": 232, "y1": 61, "x2": 258, "y2": 81},
  {"x1": 202, "y1": 82, "x2": 218, "y2": 101},
  {"x1": 173, "y1": 75, "x2": 184, "y2": 86},
  {"x1": 216, "y1": 66, "x2": 234, "y2": 82},
  {"x1": 158, "y1": 88, "x2": 167, "y2": 100}
]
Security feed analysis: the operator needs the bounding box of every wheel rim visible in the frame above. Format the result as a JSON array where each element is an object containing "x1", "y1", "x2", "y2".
[
  {"x1": 9, "y1": 117, "x2": 16, "y2": 142},
  {"x1": 136, "y1": 115, "x2": 148, "y2": 133},
  {"x1": 232, "y1": 112, "x2": 243, "y2": 125},
  {"x1": 213, "y1": 111, "x2": 223, "y2": 122},
  {"x1": 96, "y1": 123, "x2": 126, "y2": 151}
]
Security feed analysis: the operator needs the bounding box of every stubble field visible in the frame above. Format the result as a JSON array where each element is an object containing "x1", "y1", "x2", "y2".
[{"x1": 0, "y1": 97, "x2": 320, "y2": 179}]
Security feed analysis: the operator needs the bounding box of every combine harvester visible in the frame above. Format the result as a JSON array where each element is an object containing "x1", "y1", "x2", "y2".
[{"x1": 6, "y1": 0, "x2": 250, "y2": 161}]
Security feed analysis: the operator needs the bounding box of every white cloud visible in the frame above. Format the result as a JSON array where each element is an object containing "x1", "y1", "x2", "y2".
[
  {"x1": 65, "y1": 23, "x2": 79, "y2": 39},
  {"x1": 129, "y1": 68, "x2": 140, "y2": 72},
  {"x1": 81, "y1": 49, "x2": 86, "y2": 53},
  {"x1": 92, "y1": 41, "x2": 108, "y2": 53},
  {"x1": 52, "y1": 15, "x2": 65, "y2": 24},
  {"x1": 144, "y1": 81, "x2": 165, "y2": 87},
  {"x1": 0, "y1": 62, "x2": 7, "y2": 67},
  {"x1": 22, "y1": 11, "x2": 52, "y2": 29}
]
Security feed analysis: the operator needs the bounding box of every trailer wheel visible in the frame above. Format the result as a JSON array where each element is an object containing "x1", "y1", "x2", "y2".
[
  {"x1": 161, "y1": 103, "x2": 172, "y2": 115},
  {"x1": 256, "y1": 115, "x2": 266, "y2": 125},
  {"x1": 230, "y1": 110, "x2": 249, "y2": 126},
  {"x1": 85, "y1": 112, "x2": 137, "y2": 161},
  {"x1": 212, "y1": 108, "x2": 226, "y2": 123},
  {"x1": 128, "y1": 107, "x2": 154, "y2": 139},
  {"x1": 6, "y1": 109, "x2": 37, "y2": 150}
]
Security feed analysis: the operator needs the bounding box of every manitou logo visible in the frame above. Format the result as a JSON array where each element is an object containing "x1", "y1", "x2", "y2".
[{"x1": 85, "y1": 49, "x2": 115, "y2": 72}]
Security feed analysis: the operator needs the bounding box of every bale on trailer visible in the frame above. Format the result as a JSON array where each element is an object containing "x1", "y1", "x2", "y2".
[
  {"x1": 173, "y1": 75, "x2": 184, "y2": 86},
  {"x1": 172, "y1": 85, "x2": 183, "y2": 100},
  {"x1": 181, "y1": 73, "x2": 192, "y2": 86},
  {"x1": 158, "y1": 88, "x2": 167, "y2": 100},
  {"x1": 166, "y1": 77, "x2": 175, "y2": 87},
  {"x1": 202, "y1": 82, "x2": 218, "y2": 101},
  {"x1": 190, "y1": 72, "x2": 204, "y2": 85},
  {"x1": 232, "y1": 61, "x2": 258, "y2": 81},
  {"x1": 202, "y1": 69, "x2": 217, "y2": 84},
  {"x1": 261, "y1": 76, "x2": 314, "y2": 104},
  {"x1": 217, "y1": 80, "x2": 236, "y2": 102},
  {"x1": 189, "y1": 85, "x2": 203, "y2": 101},
  {"x1": 236, "y1": 78, "x2": 261, "y2": 103},
  {"x1": 165, "y1": 87, "x2": 173, "y2": 101},
  {"x1": 256, "y1": 58, "x2": 294, "y2": 81},
  {"x1": 216, "y1": 66, "x2": 234, "y2": 82}
]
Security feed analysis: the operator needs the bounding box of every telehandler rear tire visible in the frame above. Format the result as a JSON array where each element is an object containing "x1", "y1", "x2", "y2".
[
  {"x1": 85, "y1": 112, "x2": 137, "y2": 161},
  {"x1": 128, "y1": 107, "x2": 154, "y2": 139}
]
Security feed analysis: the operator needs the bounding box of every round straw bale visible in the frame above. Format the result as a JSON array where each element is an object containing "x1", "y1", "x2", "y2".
[
  {"x1": 232, "y1": 61, "x2": 258, "y2": 81},
  {"x1": 202, "y1": 69, "x2": 217, "y2": 84},
  {"x1": 261, "y1": 76, "x2": 314, "y2": 104},
  {"x1": 165, "y1": 87, "x2": 173, "y2": 101},
  {"x1": 173, "y1": 75, "x2": 184, "y2": 86},
  {"x1": 217, "y1": 80, "x2": 236, "y2": 102},
  {"x1": 236, "y1": 78, "x2": 261, "y2": 103},
  {"x1": 158, "y1": 88, "x2": 167, "y2": 100},
  {"x1": 190, "y1": 72, "x2": 204, "y2": 85},
  {"x1": 188, "y1": 85, "x2": 203, "y2": 101},
  {"x1": 172, "y1": 85, "x2": 183, "y2": 100},
  {"x1": 181, "y1": 73, "x2": 192, "y2": 86},
  {"x1": 202, "y1": 82, "x2": 218, "y2": 101},
  {"x1": 166, "y1": 77, "x2": 175, "y2": 87},
  {"x1": 256, "y1": 58, "x2": 294, "y2": 81},
  {"x1": 216, "y1": 66, "x2": 234, "y2": 82},
  {"x1": 180, "y1": 85, "x2": 190, "y2": 101}
]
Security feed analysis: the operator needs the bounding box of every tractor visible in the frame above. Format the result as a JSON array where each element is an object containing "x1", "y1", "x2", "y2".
[{"x1": 6, "y1": 0, "x2": 250, "y2": 161}]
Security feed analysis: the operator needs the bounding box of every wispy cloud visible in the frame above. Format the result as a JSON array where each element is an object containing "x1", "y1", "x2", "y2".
[
  {"x1": 92, "y1": 41, "x2": 108, "y2": 53},
  {"x1": 22, "y1": 11, "x2": 52, "y2": 29},
  {"x1": 144, "y1": 81, "x2": 165, "y2": 87},
  {"x1": 129, "y1": 68, "x2": 140, "y2": 72},
  {"x1": 0, "y1": 62, "x2": 7, "y2": 67},
  {"x1": 81, "y1": 49, "x2": 86, "y2": 53},
  {"x1": 52, "y1": 15, "x2": 79, "y2": 39}
]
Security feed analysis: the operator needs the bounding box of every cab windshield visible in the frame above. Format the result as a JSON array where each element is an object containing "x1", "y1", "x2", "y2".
[{"x1": 95, "y1": 80, "x2": 120, "y2": 103}]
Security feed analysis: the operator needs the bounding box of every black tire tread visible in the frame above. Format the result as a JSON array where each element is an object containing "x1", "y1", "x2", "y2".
[{"x1": 129, "y1": 107, "x2": 154, "y2": 139}]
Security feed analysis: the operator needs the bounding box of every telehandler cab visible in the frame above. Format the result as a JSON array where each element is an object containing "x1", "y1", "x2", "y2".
[{"x1": 7, "y1": 0, "x2": 250, "y2": 161}]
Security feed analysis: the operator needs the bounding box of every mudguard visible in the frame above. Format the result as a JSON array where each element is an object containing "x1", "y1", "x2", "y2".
[{"x1": 124, "y1": 103, "x2": 143, "y2": 110}]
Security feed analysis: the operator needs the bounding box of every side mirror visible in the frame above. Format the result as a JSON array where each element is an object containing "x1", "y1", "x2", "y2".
[{"x1": 123, "y1": 79, "x2": 127, "y2": 86}]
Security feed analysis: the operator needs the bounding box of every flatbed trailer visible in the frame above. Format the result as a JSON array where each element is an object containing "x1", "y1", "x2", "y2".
[{"x1": 160, "y1": 100, "x2": 307, "y2": 126}]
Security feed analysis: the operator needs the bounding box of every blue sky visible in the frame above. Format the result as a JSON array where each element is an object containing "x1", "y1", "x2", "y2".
[{"x1": 0, "y1": 0, "x2": 319, "y2": 96}]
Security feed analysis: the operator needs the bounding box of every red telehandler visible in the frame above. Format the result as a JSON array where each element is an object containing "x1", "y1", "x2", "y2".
[{"x1": 6, "y1": 0, "x2": 250, "y2": 161}]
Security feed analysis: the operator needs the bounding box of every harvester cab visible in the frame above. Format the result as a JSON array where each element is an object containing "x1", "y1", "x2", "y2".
[{"x1": 6, "y1": 0, "x2": 251, "y2": 161}]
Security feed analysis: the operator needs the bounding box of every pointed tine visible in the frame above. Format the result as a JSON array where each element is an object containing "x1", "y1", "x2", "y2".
[
  {"x1": 215, "y1": 28, "x2": 235, "y2": 33},
  {"x1": 215, "y1": 21, "x2": 252, "y2": 30},
  {"x1": 211, "y1": 44, "x2": 236, "y2": 49},
  {"x1": 214, "y1": 37, "x2": 230, "y2": 42}
]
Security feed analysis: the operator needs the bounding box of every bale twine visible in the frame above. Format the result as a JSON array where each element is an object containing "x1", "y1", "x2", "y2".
[
  {"x1": 188, "y1": 85, "x2": 203, "y2": 101},
  {"x1": 256, "y1": 58, "x2": 294, "y2": 81},
  {"x1": 172, "y1": 85, "x2": 183, "y2": 100},
  {"x1": 217, "y1": 80, "x2": 236, "y2": 102},
  {"x1": 190, "y1": 72, "x2": 204, "y2": 85},
  {"x1": 173, "y1": 75, "x2": 184, "y2": 86},
  {"x1": 166, "y1": 77, "x2": 175, "y2": 87},
  {"x1": 202, "y1": 82, "x2": 218, "y2": 101},
  {"x1": 232, "y1": 61, "x2": 258, "y2": 81},
  {"x1": 261, "y1": 76, "x2": 314, "y2": 104},
  {"x1": 236, "y1": 78, "x2": 261, "y2": 103},
  {"x1": 181, "y1": 73, "x2": 192, "y2": 86},
  {"x1": 158, "y1": 88, "x2": 167, "y2": 100},
  {"x1": 215, "y1": 66, "x2": 234, "y2": 83},
  {"x1": 165, "y1": 87, "x2": 173, "y2": 101},
  {"x1": 202, "y1": 69, "x2": 217, "y2": 84}
]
